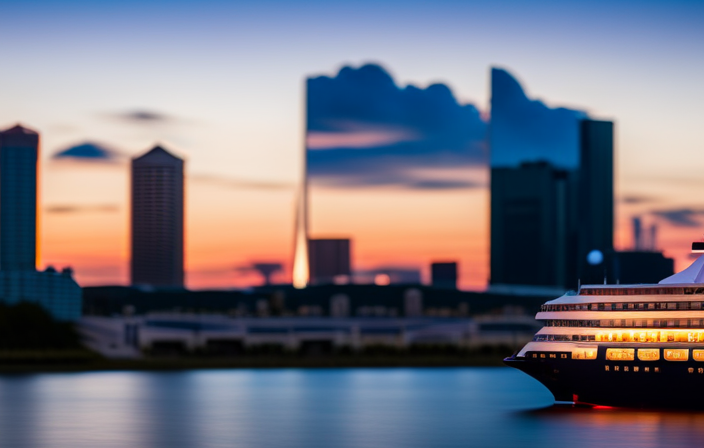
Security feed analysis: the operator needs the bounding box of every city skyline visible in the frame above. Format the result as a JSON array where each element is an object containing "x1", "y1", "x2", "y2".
[{"x1": 1, "y1": 0, "x2": 702, "y2": 289}]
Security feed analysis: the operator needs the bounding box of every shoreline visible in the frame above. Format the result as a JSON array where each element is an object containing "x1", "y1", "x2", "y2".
[{"x1": 0, "y1": 353, "x2": 509, "y2": 373}]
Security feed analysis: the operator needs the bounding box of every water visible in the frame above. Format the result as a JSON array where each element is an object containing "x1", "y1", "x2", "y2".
[{"x1": 0, "y1": 367, "x2": 702, "y2": 448}]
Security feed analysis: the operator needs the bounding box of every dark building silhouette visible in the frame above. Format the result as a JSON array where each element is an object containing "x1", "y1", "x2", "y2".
[
  {"x1": 0, "y1": 125, "x2": 39, "y2": 270},
  {"x1": 431, "y1": 262, "x2": 458, "y2": 289},
  {"x1": 577, "y1": 119, "x2": 614, "y2": 281},
  {"x1": 131, "y1": 146, "x2": 184, "y2": 288},
  {"x1": 489, "y1": 68, "x2": 615, "y2": 290},
  {"x1": 612, "y1": 251, "x2": 674, "y2": 284},
  {"x1": 308, "y1": 238, "x2": 351, "y2": 285},
  {"x1": 0, "y1": 125, "x2": 81, "y2": 320},
  {"x1": 491, "y1": 162, "x2": 576, "y2": 287}
]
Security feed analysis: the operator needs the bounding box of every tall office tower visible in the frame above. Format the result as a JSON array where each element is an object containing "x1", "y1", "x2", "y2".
[
  {"x1": 577, "y1": 119, "x2": 614, "y2": 282},
  {"x1": 131, "y1": 145, "x2": 184, "y2": 288},
  {"x1": 431, "y1": 261, "x2": 458, "y2": 289},
  {"x1": 308, "y1": 238, "x2": 351, "y2": 285},
  {"x1": 491, "y1": 162, "x2": 576, "y2": 287},
  {"x1": 0, "y1": 125, "x2": 39, "y2": 271}
]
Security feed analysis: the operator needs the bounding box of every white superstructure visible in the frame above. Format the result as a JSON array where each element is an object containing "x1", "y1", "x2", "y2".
[{"x1": 518, "y1": 253, "x2": 704, "y2": 362}]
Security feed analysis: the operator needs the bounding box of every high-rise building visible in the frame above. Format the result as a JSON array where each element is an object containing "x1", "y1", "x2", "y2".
[
  {"x1": 577, "y1": 119, "x2": 614, "y2": 282},
  {"x1": 0, "y1": 125, "x2": 39, "y2": 271},
  {"x1": 431, "y1": 262, "x2": 458, "y2": 289},
  {"x1": 0, "y1": 125, "x2": 81, "y2": 321},
  {"x1": 308, "y1": 238, "x2": 351, "y2": 285},
  {"x1": 131, "y1": 145, "x2": 184, "y2": 288},
  {"x1": 490, "y1": 162, "x2": 576, "y2": 287}
]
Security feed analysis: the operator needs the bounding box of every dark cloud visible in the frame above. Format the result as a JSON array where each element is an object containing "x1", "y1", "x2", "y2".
[
  {"x1": 114, "y1": 110, "x2": 172, "y2": 123},
  {"x1": 620, "y1": 194, "x2": 658, "y2": 204},
  {"x1": 52, "y1": 142, "x2": 122, "y2": 162},
  {"x1": 190, "y1": 174, "x2": 294, "y2": 190},
  {"x1": 651, "y1": 208, "x2": 704, "y2": 227},
  {"x1": 45, "y1": 204, "x2": 119, "y2": 214},
  {"x1": 309, "y1": 147, "x2": 484, "y2": 190},
  {"x1": 306, "y1": 64, "x2": 487, "y2": 189},
  {"x1": 490, "y1": 67, "x2": 587, "y2": 169}
]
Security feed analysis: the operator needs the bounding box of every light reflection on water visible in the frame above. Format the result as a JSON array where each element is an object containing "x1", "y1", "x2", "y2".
[{"x1": 0, "y1": 368, "x2": 701, "y2": 448}]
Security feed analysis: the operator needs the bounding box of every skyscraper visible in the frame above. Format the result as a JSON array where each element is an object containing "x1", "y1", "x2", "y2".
[
  {"x1": 577, "y1": 119, "x2": 614, "y2": 283},
  {"x1": 490, "y1": 162, "x2": 576, "y2": 287},
  {"x1": 0, "y1": 125, "x2": 39, "y2": 271},
  {"x1": 131, "y1": 145, "x2": 184, "y2": 288}
]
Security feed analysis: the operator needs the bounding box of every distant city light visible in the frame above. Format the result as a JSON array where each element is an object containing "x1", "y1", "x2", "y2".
[{"x1": 374, "y1": 274, "x2": 391, "y2": 286}]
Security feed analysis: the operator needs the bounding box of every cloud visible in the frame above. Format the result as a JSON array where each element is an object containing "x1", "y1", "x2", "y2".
[
  {"x1": 306, "y1": 63, "x2": 487, "y2": 189},
  {"x1": 620, "y1": 194, "x2": 658, "y2": 204},
  {"x1": 651, "y1": 208, "x2": 704, "y2": 227},
  {"x1": 112, "y1": 110, "x2": 172, "y2": 123},
  {"x1": 309, "y1": 150, "x2": 485, "y2": 190},
  {"x1": 51, "y1": 142, "x2": 122, "y2": 163},
  {"x1": 190, "y1": 173, "x2": 294, "y2": 190},
  {"x1": 490, "y1": 67, "x2": 587, "y2": 169},
  {"x1": 45, "y1": 204, "x2": 119, "y2": 214}
]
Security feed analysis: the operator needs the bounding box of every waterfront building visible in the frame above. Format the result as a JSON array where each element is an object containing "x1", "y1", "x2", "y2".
[
  {"x1": 131, "y1": 146, "x2": 185, "y2": 288},
  {"x1": 78, "y1": 313, "x2": 540, "y2": 358},
  {"x1": 308, "y1": 238, "x2": 351, "y2": 285},
  {"x1": 0, "y1": 268, "x2": 82, "y2": 321}
]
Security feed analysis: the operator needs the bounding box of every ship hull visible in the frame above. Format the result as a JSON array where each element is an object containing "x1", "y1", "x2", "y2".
[{"x1": 505, "y1": 345, "x2": 704, "y2": 409}]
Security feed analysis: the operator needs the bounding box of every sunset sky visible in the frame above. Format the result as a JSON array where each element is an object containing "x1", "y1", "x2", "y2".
[{"x1": 1, "y1": 0, "x2": 703, "y2": 289}]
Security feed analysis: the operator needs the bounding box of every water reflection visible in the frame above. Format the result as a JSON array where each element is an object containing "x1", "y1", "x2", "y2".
[
  {"x1": 0, "y1": 368, "x2": 700, "y2": 448},
  {"x1": 520, "y1": 405, "x2": 704, "y2": 448}
]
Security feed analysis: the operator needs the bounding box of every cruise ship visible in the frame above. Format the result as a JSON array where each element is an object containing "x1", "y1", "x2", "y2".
[{"x1": 505, "y1": 242, "x2": 704, "y2": 409}]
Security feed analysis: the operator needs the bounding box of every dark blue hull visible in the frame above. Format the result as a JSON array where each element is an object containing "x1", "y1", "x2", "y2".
[{"x1": 505, "y1": 345, "x2": 704, "y2": 409}]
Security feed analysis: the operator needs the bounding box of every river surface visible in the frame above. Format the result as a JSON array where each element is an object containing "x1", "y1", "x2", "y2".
[{"x1": 0, "y1": 367, "x2": 701, "y2": 448}]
